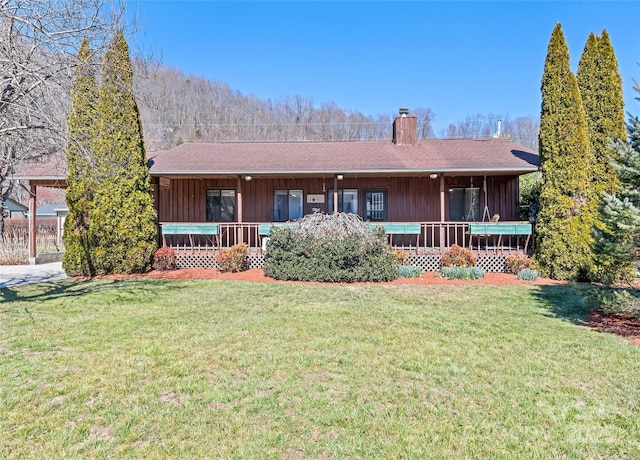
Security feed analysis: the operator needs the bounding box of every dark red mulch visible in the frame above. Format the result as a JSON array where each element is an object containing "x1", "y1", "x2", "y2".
[{"x1": 587, "y1": 307, "x2": 640, "y2": 346}]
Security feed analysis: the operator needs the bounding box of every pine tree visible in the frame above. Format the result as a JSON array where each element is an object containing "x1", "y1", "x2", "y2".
[
  {"x1": 594, "y1": 78, "x2": 640, "y2": 283},
  {"x1": 577, "y1": 30, "x2": 626, "y2": 198},
  {"x1": 88, "y1": 30, "x2": 157, "y2": 274},
  {"x1": 535, "y1": 24, "x2": 596, "y2": 280},
  {"x1": 63, "y1": 39, "x2": 99, "y2": 276}
]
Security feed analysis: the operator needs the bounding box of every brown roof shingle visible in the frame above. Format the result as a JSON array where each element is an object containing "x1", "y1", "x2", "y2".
[
  {"x1": 12, "y1": 138, "x2": 539, "y2": 180},
  {"x1": 148, "y1": 138, "x2": 539, "y2": 176}
]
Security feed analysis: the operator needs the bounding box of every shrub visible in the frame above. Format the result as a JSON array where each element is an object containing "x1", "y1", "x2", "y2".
[
  {"x1": 505, "y1": 254, "x2": 535, "y2": 274},
  {"x1": 586, "y1": 288, "x2": 640, "y2": 318},
  {"x1": 152, "y1": 247, "x2": 178, "y2": 271},
  {"x1": 441, "y1": 266, "x2": 485, "y2": 280},
  {"x1": 441, "y1": 244, "x2": 477, "y2": 268},
  {"x1": 397, "y1": 265, "x2": 422, "y2": 278},
  {"x1": 264, "y1": 213, "x2": 398, "y2": 282},
  {"x1": 392, "y1": 249, "x2": 408, "y2": 266},
  {"x1": 0, "y1": 227, "x2": 28, "y2": 265},
  {"x1": 216, "y1": 243, "x2": 248, "y2": 273},
  {"x1": 517, "y1": 268, "x2": 539, "y2": 281}
]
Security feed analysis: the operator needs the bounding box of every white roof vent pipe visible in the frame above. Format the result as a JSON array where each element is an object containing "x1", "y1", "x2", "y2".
[{"x1": 492, "y1": 119, "x2": 502, "y2": 138}]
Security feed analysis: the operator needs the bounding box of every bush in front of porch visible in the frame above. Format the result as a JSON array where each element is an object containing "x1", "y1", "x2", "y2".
[{"x1": 264, "y1": 213, "x2": 398, "y2": 282}]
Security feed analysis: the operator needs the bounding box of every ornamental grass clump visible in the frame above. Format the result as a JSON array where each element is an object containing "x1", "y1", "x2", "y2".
[
  {"x1": 397, "y1": 265, "x2": 422, "y2": 278},
  {"x1": 263, "y1": 212, "x2": 398, "y2": 282},
  {"x1": 441, "y1": 266, "x2": 485, "y2": 280},
  {"x1": 517, "y1": 268, "x2": 539, "y2": 281}
]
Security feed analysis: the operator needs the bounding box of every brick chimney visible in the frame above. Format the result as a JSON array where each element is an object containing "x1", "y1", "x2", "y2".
[{"x1": 392, "y1": 108, "x2": 417, "y2": 146}]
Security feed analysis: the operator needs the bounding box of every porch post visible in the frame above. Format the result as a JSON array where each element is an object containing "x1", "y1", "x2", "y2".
[
  {"x1": 29, "y1": 184, "x2": 37, "y2": 263},
  {"x1": 333, "y1": 176, "x2": 338, "y2": 214},
  {"x1": 237, "y1": 175, "x2": 243, "y2": 243},
  {"x1": 439, "y1": 175, "x2": 445, "y2": 251}
]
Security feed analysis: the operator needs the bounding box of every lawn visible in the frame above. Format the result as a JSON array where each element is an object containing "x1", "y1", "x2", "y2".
[{"x1": 1, "y1": 279, "x2": 639, "y2": 458}]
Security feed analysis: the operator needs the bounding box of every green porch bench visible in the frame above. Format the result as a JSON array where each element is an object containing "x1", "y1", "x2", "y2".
[
  {"x1": 369, "y1": 223, "x2": 421, "y2": 253},
  {"x1": 467, "y1": 223, "x2": 532, "y2": 254},
  {"x1": 258, "y1": 223, "x2": 298, "y2": 253},
  {"x1": 160, "y1": 223, "x2": 220, "y2": 252}
]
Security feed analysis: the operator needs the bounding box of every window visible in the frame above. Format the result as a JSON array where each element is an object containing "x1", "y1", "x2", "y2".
[
  {"x1": 327, "y1": 189, "x2": 358, "y2": 214},
  {"x1": 274, "y1": 189, "x2": 303, "y2": 222},
  {"x1": 448, "y1": 187, "x2": 480, "y2": 221},
  {"x1": 364, "y1": 189, "x2": 388, "y2": 221},
  {"x1": 206, "y1": 189, "x2": 236, "y2": 222}
]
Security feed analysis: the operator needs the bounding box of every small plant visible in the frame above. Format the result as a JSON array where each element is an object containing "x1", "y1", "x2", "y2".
[
  {"x1": 392, "y1": 249, "x2": 409, "y2": 266},
  {"x1": 216, "y1": 243, "x2": 248, "y2": 273},
  {"x1": 441, "y1": 244, "x2": 477, "y2": 268},
  {"x1": 441, "y1": 266, "x2": 485, "y2": 280},
  {"x1": 397, "y1": 265, "x2": 422, "y2": 278},
  {"x1": 506, "y1": 254, "x2": 535, "y2": 274},
  {"x1": 517, "y1": 268, "x2": 539, "y2": 281},
  {"x1": 152, "y1": 247, "x2": 178, "y2": 271}
]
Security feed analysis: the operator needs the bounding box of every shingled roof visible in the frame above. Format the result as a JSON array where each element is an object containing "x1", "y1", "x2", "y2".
[
  {"x1": 148, "y1": 138, "x2": 539, "y2": 176},
  {"x1": 12, "y1": 137, "x2": 539, "y2": 181}
]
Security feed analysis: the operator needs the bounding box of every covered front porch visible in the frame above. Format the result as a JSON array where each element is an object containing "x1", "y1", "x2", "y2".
[{"x1": 158, "y1": 220, "x2": 533, "y2": 273}]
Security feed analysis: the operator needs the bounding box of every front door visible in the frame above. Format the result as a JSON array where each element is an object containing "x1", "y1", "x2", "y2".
[{"x1": 364, "y1": 189, "x2": 387, "y2": 221}]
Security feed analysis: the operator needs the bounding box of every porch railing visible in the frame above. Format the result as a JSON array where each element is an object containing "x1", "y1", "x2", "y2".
[{"x1": 159, "y1": 221, "x2": 533, "y2": 255}]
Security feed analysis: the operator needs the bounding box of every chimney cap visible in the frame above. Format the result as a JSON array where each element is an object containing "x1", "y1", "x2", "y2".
[{"x1": 399, "y1": 108, "x2": 410, "y2": 117}]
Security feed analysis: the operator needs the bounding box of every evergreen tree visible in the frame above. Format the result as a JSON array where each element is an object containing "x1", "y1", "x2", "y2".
[
  {"x1": 577, "y1": 30, "x2": 626, "y2": 198},
  {"x1": 594, "y1": 79, "x2": 640, "y2": 283},
  {"x1": 535, "y1": 24, "x2": 596, "y2": 280},
  {"x1": 88, "y1": 30, "x2": 157, "y2": 274},
  {"x1": 63, "y1": 39, "x2": 99, "y2": 276}
]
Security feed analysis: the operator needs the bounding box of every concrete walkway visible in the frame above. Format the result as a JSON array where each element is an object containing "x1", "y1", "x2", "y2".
[{"x1": 0, "y1": 262, "x2": 68, "y2": 288}]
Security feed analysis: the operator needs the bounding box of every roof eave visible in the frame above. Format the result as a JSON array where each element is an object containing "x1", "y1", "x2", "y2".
[{"x1": 150, "y1": 166, "x2": 539, "y2": 176}]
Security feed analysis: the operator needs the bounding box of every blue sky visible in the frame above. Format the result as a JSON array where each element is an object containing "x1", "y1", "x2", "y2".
[{"x1": 127, "y1": 1, "x2": 640, "y2": 134}]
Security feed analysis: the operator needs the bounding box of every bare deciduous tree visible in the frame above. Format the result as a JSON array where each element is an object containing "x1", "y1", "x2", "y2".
[{"x1": 0, "y1": 0, "x2": 123, "y2": 237}]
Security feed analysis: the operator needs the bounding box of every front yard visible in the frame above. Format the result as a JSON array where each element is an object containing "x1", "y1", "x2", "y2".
[{"x1": 1, "y1": 279, "x2": 638, "y2": 458}]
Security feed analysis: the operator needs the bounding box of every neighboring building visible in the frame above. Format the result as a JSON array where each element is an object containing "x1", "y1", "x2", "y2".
[
  {"x1": 1, "y1": 198, "x2": 28, "y2": 218},
  {"x1": 25, "y1": 204, "x2": 68, "y2": 245}
]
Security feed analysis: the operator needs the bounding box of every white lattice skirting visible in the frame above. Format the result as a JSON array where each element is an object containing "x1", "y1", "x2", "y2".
[{"x1": 176, "y1": 253, "x2": 509, "y2": 273}]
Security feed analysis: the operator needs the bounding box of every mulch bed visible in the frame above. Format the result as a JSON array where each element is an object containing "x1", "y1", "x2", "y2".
[
  {"x1": 83, "y1": 268, "x2": 640, "y2": 345},
  {"x1": 587, "y1": 308, "x2": 640, "y2": 346}
]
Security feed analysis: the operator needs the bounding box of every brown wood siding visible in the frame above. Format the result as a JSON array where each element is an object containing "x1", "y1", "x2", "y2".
[{"x1": 157, "y1": 175, "x2": 521, "y2": 223}]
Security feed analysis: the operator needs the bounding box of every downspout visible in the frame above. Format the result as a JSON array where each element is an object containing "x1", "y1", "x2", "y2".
[
  {"x1": 440, "y1": 175, "x2": 445, "y2": 251},
  {"x1": 29, "y1": 184, "x2": 36, "y2": 263}
]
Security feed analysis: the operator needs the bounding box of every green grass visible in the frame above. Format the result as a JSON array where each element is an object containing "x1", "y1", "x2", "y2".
[{"x1": 1, "y1": 279, "x2": 639, "y2": 458}]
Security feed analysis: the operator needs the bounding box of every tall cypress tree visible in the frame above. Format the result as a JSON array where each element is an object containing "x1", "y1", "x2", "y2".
[
  {"x1": 577, "y1": 29, "x2": 626, "y2": 198},
  {"x1": 88, "y1": 30, "x2": 157, "y2": 274},
  {"x1": 63, "y1": 39, "x2": 99, "y2": 276},
  {"x1": 535, "y1": 24, "x2": 596, "y2": 280}
]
